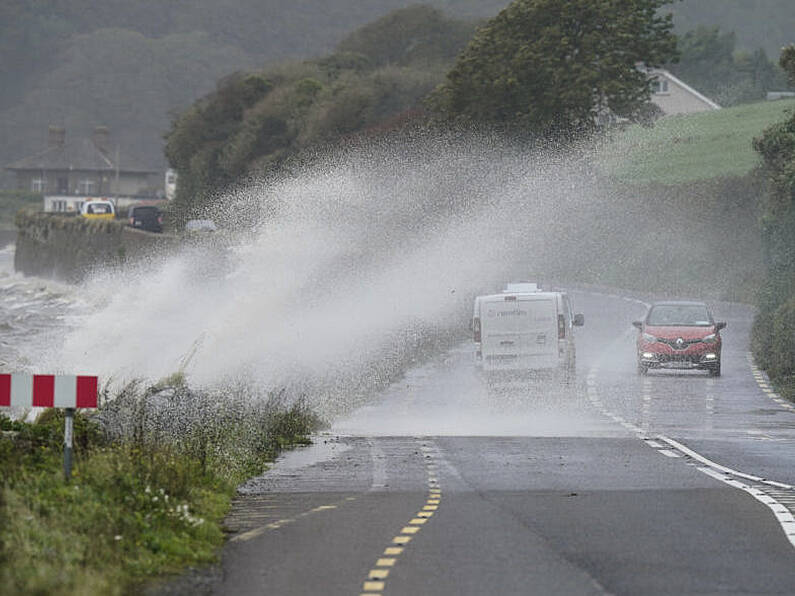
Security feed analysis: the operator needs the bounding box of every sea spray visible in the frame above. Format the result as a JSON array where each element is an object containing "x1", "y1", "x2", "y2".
[{"x1": 46, "y1": 131, "x2": 603, "y2": 417}]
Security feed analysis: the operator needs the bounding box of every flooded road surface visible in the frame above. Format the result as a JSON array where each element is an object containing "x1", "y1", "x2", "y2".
[{"x1": 209, "y1": 289, "x2": 795, "y2": 596}]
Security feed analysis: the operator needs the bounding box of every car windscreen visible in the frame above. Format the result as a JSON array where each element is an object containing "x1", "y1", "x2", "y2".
[{"x1": 647, "y1": 305, "x2": 712, "y2": 326}]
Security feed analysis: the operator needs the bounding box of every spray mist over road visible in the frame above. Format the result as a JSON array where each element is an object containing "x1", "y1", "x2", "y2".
[{"x1": 47, "y1": 132, "x2": 612, "y2": 417}]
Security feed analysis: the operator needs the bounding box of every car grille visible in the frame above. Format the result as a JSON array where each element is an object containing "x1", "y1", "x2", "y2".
[{"x1": 657, "y1": 337, "x2": 702, "y2": 351}]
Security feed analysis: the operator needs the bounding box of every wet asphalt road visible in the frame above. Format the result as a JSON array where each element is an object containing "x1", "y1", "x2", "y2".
[{"x1": 207, "y1": 290, "x2": 795, "y2": 595}]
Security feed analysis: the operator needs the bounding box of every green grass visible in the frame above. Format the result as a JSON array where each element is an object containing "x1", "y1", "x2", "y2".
[
  {"x1": 597, "y1": 99, "x2": 795, "y2": 185},
  {"x1": 0, "y1": 389, "x2": 320, "y2": 595}
]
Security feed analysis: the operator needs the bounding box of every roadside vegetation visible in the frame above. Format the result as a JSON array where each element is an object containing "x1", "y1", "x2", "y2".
[
  {"x1": 751, "y1": 46, "x2": 795, "y2": 400},
  {"x1": 0, "y1": 381, "x2": 319, "y2": 595},
  {"x1": 164, "y1": 6, "x2": 476, "y2": 221}
]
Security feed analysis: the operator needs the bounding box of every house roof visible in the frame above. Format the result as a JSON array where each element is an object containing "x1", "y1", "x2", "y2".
[
  {"x1": 6, "y1": 136, "x2": 156, "y2": 174},
  {"x1": 650, "y1": 68, "x2": 721, "y2": 111}
]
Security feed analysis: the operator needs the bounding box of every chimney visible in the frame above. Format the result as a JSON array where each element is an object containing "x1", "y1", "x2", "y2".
[
  {"x1": 92, "y1": 126, "x2": 110, "y2": 153},
  {"x1": 47, "y1": 125, "x2": 65, "y2": 148}
]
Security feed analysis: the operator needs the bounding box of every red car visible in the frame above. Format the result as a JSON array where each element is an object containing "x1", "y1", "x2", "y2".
[{"x1": 632, "y1": 301, "x2": 726, "y2": 376}]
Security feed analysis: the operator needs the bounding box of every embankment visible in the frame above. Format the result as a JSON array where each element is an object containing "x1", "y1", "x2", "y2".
[{"x1": 14, "y1": 211, "x2": 179, "y2": 283}]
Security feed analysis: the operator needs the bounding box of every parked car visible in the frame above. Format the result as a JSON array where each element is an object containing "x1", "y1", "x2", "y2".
[
  {"x1": 632, "y1": 301, "x2": 725, "y2": 376},
  {"x1": 472, "y1": 282, "x2": 584, "y2": 378},
  {"x1": 80, "y1": 199, "x2": 115, "y2": 220},
  {"x1": 127, "y1": 205, "x2": 163, "y2": 233}
]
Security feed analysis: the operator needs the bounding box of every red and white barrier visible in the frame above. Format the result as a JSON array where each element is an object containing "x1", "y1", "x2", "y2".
[{"x1": 0, "y1": 374, "x2": 98, "y2": 409}]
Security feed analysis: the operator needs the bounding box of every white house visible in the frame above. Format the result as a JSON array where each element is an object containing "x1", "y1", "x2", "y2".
[
  {"x1": 6, "y1": 126, "x2": 162, "y2": 214},
  {"x1": 647, "y1": 68, "x2": 721, "y2": 116}
]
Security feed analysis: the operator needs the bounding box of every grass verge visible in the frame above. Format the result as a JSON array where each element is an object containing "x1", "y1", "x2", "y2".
[
  {"x1": 0, "y1": 383, "x2": 320, "y2": 595},
  {"x1": 597, "y1": 99, "x2": 795, "y2": 185}
]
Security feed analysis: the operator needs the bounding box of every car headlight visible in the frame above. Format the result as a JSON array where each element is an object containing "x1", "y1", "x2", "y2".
[
  {"x1": 642, "y1": 332, "x2": 657, "y2": 343},
  {"x1": 702, "y1": 334, "x2": 717, "y2": 344}
]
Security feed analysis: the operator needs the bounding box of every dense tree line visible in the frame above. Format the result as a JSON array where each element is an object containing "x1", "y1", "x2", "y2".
[
  {"x1": 427, "y1": 0, "x2": 678, "y2": 136},
  {"x1": 669, "y1": 0, "x2": 794, "y2": 59},
  {"x1": 2, "y1": 0, "x2": 794, "y2": 191},
  {"x1": 752, "y1": 45, "x2": 795, "y2": 394},
  {"x1": 164, "y1": 6, "x2": 476, "y2": 219},
  {"x1": 0, "y1": 0, "x2": 501, "y2": 187},
  {"x1": 670, "y1": 26, "x2": 791, "y2": 106}
]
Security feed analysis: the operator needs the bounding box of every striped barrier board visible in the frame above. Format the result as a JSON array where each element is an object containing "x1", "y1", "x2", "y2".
[{"x1": 0, "y1": 374, "x2": 98, "y2": 409}]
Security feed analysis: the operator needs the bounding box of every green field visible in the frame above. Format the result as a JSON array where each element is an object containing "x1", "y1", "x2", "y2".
[{"x1": 597, "y1": 99, "x2": 795, "y2": 185}]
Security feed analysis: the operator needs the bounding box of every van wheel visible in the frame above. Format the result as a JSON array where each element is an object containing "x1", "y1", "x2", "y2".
[
  {"x1": 708, "y1": 362, "x2": 721, "y2": 377},
  {"x1": 637, "y1": 363, "x2": 649, "y2": 376}
]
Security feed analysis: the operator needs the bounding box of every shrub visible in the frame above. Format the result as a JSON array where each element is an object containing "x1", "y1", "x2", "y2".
[{"x1": 770, "y1": 297, "x2": 795, "y2": 379}]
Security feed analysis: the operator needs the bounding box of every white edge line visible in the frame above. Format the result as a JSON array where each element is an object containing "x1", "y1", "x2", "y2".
[
  {"x1": 659, "y1": 435, "x2": 793, "y2": 490},
  {"x1": 697, "y1": 467, "x2": 795, "y2": 547}
]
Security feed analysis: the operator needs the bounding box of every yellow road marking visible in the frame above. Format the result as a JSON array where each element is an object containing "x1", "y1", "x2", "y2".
[
  {"x1": 361, "y1": 440, "x2": 443, "y2": 594},
  {"x1": 409, "y1": 518, "x2": 427, "y2": 525},
  {"x1": 311, "y1": 505, "x2": 337, "y2": 512}
]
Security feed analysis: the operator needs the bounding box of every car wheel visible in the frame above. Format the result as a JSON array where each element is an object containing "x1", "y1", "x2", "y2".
[
  {"x1": 708, "y1": 362, "x2": 721, "y2": 377},
  {"x1": 637, "y1": 362, "x2": 649, "y2": 376}
]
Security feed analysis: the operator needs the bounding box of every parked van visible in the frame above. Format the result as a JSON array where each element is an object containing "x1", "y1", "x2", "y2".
[
  {"x1": 472, "y1": 283, "x2": 584, "y2": 375},
  {"x1": 80, "y1": 199, "x2": 115, "y2": 220}
]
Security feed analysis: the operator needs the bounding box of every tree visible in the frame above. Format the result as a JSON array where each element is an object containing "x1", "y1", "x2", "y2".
[
  {"x1": 670, "y1": 26, "x2": 789, "y2": 106},
  {"x1": 670, "y1": 26, "x2": 735, "y2": 93},
  {"x1": 781, "y1": 45, "x2": 795, "y2": 86},
  {"x1": 429, "y1": 0, "x2": 678, "y2": 137},
  {"x1": 336, "y1": 5, "x2": 477, "y2": 69}
]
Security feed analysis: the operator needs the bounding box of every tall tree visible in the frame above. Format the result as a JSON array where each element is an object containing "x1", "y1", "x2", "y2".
[{"x1": 429, "y1": 0, "x2": 678, "y2": 137}]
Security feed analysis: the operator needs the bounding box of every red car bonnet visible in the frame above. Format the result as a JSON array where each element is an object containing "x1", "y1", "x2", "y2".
[{"x1": 643, "y1": 325, "x2": 717, "y2": 339}]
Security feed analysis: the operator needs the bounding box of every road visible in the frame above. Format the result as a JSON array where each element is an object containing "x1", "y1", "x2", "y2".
[{"x1": 202, "y1": 289, "x2": 795, "y2": 595}]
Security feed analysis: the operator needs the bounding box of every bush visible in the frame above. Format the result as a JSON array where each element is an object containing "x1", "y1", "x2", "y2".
[
  {"x1": 0, "y1": 382, "x2": 320, "y2": 594},
  {"x1": 770, "y1": 297, "x2": 795, "y2": 379}
]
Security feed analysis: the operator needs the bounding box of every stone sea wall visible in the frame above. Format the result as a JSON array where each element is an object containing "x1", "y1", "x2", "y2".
[{"x1": 14, "y1": 211, "x2": 179, "y2": 283}]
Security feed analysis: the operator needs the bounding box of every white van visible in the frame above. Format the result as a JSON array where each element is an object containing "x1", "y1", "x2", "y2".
[{"x1": 472, "y1": 283, "x2": 584, "y2": 375}]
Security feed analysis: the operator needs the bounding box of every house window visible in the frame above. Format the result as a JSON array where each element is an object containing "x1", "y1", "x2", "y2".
[
  {"x1": 77, "y1": 179, "x2": 96, "y2": 195},
  {"x1": 57, "y1": 177, "x2": 68, "y2": 194},
  {"x1": 32, "y1": 178, "x2": 45, "y2": 192},
  {"x1": 652, "y1": 78, "x2": 669, "y2": 94}
]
